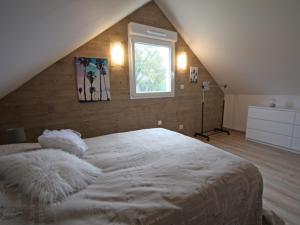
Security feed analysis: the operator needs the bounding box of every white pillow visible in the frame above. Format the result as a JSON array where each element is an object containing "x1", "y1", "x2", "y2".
[
  {"x1": 38, "y1": 129, "x2": 88, "y2": 156},
  {"x1": 0, "y1": 149, "x2": 101, "y2": 204}
]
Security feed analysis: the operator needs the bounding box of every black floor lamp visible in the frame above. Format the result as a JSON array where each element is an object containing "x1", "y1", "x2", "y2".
[{"x1": 194, "y1": 81, "x2": 230, "y2": 141}]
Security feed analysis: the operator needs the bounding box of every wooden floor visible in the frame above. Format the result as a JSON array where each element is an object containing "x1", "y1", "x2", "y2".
[{"x1": 197, "y1": 131, "x2": 300, "y2": 225}]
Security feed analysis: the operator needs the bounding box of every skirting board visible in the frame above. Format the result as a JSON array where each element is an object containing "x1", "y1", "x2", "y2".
[
  {"x1": 224, "y1": 127, "x2": 245, "y2": 134},
  {"x1": 246, "y1": 138, "x2": 300, "y2": 155}
]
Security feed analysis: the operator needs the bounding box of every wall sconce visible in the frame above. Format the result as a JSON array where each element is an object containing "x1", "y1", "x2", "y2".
[
  {"x1": 177, "y1": 52, "x2": 187, "y2": 70},
  {"x1": 111, "y1": 42, "x2": 124, "y2": 66}
]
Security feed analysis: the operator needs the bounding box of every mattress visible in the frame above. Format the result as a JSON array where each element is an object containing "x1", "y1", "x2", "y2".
[{"x1": 0, "y1": 128, "x2": 263, "y2": 225}]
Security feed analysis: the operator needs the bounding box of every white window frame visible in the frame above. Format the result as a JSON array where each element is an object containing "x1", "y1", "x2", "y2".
[{"x1": 128, "y1": 22, "x2": 177, "y2": 99}]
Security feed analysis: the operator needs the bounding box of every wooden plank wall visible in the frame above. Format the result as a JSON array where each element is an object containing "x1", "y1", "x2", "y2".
[{"x1": 0, "y1": 1, "x2": 223, "y2": 144}]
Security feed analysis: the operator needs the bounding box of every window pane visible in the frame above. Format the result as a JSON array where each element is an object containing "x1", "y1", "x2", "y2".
[{"x1": 134, "y1": 42, "x2": 171, "y2": 93}]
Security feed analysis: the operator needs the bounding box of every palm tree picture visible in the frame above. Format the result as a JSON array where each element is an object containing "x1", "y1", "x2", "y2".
[
  {"x1": 96, "y1": 58, "x2": 110, "y2": 101},
  {"x1": 78, "y1": 57, "x2": 91, "y2": 101},
  {"x1": 86, "y1": 70, "x2": 97, "y2": 101},
  {"x1": 75, "y1": 57, "x2": 111, "y2": 102}
]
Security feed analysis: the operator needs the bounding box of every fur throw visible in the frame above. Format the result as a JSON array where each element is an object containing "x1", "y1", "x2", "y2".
[{"x1": 0, "y1": 149, "x2": 101, "y2": 204}]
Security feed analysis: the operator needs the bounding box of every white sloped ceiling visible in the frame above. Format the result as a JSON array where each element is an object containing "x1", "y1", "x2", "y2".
[
  {"x1": 1, "y1": 0, "x2": 299, "y2": 99},
  {"x1": 0, "y1": 0, "x2": 150, "y2": 99},
  {"x1": 156, "y1": 0, "x2": 300, "y2": 95}
]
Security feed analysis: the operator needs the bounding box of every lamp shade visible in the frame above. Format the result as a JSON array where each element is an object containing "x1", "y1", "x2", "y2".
[
  {"x1": 111, "y1": 42, "x2": 124, "y2": 65},
  {"x1": 177, "y1": 52, "x2": 187, "y2": 70}
]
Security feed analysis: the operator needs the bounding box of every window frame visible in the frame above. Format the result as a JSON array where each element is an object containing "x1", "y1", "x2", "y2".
[{"x1": 128, "y1": 32, "x2": 176, "y2": 99}]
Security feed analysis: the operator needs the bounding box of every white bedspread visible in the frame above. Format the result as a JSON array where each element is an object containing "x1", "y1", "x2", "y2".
[{"x1": 0, "y1": 128, "x2": 263, "y2": 225}]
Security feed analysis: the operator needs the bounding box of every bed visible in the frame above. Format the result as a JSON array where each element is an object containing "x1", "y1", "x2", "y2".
[{"x1": 0, "y1": 128, "x2": 263, "y2": 225}]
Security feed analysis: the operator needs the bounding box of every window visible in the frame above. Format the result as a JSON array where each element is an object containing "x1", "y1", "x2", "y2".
[{"x1": 128, "y1": 23, "x2": 177, "y2": 99}]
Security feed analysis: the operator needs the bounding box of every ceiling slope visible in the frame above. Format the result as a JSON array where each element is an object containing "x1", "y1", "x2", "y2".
[
  {"x1": 0, "y1": 0, "x2": 150, "y2": 99},
  {"x1": 156, "y1": 0, "x2": 300, "y2": 95}
]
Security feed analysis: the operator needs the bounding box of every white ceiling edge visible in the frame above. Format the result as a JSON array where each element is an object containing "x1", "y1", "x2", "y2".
[
  {"x1": 155, "y1": 0, "x2": 300, "y2": 95},
  {"x1": 0, "y1": 0, "x2": 150, "y2": 99}
]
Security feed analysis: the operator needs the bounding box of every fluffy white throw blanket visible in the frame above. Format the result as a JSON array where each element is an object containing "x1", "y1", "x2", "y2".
[{"x1": 0, "y1": 149, "x2": 101, "y2": 204}]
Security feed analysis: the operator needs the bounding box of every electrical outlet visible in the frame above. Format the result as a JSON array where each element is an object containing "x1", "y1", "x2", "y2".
[
  {"x1": 157, "y1": 120, "x2": 163, "y2": 126},
  {"x1": 179, "y1": 124, "x2": 184, "y2": 130},
  {"x1": 180, "y1": 84, "x2": 184, "y2": 89}
]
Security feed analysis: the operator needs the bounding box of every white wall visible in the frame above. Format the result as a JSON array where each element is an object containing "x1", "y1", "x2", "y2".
[{"x1": 224, "y1": 95, "x2": 300, "y2": 131}]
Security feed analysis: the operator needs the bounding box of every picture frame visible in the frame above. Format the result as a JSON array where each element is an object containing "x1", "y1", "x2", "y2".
[
  {"x1": 190, "y1": 66, "x2": 198, "y2": 83},
  {"x1": 75, "y1": 57, "x2": 111, "y2": 102}
]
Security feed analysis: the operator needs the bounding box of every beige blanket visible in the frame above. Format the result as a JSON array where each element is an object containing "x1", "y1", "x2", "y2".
[{"x1": 0, "y1": 128, "x2": 263, "y2": 225}]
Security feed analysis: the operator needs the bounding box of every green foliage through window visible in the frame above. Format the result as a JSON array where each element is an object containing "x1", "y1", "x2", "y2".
[{"x1": 134, "y1": 43, "x2": 170, "y2": 93}]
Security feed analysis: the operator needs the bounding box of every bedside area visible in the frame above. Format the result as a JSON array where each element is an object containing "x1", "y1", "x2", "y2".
[{"x1": 246, "y1": 106, "x2": 300, "y2": 153}]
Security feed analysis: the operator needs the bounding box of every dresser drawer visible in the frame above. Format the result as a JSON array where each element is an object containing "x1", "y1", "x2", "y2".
[
  {"x1": 293, "y1": 125, "x2": 300, "y2": 138},
  {"x1": 291, "y1": 138, "x2": 300, "y2": 151},
  {"x1": 295, "y1": 113, "x2": 300, "y2": 125},
  {"x1": 248, "y1": 107, "x2": 295, "y2": 123},
  {"x1": 246, "y1": 128, "x2": 292, "y2": 148},
  {"x1": 247, "y1": 118, "x2": 293, "y2": 136}
]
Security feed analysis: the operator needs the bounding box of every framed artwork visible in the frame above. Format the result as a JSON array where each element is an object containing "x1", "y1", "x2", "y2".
[
  {"x1": 190, "y1": 66, "x2": 198, "y2": 83},
  {"x1": 75, "y1": 57, "x2": 111, "y2": 102}
]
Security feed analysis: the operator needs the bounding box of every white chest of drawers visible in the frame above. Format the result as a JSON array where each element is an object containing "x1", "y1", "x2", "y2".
[{"x1": 246, "y1": 106, "x2": 300, "y2": 153}]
